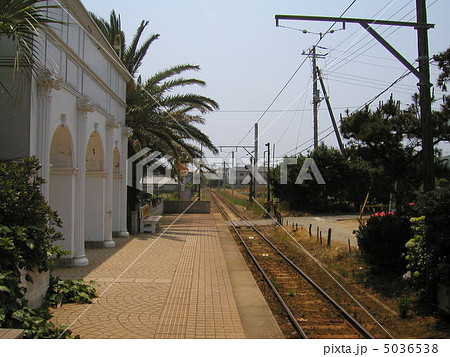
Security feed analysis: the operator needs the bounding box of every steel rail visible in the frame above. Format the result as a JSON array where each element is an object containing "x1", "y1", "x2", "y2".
[
  {"x1": 212, "y1": 190, "x2": 374, "y2": 339},
  {"x1": 211, "y1": 191, "x2": 307, "y2": 338}
]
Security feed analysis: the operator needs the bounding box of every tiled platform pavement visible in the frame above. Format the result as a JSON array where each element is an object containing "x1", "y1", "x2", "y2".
[{"x1": 52, "y1": 213, "x2": 282, "y2": 339}]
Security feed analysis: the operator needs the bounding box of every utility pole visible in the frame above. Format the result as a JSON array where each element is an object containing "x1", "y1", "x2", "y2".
[
  {"x1": 231, "y1": 151, "x2": 235, "y2": 198},
  {"x1": 198, "y1": 144, "x2": 203, "y2": 201},
  {"x1": 312, "y1": 47, "x2": 319, "y2": 150},
  {"x1": 266, "y1": 142, "x2": 271, "y2": 203},
  {"x1": 417, "y1": 0, "x2": 435, "y2": 307},
  {"x1": 218, "y1": 144, "x2": 255, "y2": 200},
  {"x1": 417, "y1": 0, "x2": 434, "y2": 193},
  {"x1": 249, "y1": 156, "x2": 254, "y2": 202},
  {"x1": 272, "y1": 143, "x2": 275, "y2": 169},
  {"x1": 316, "y1": 66, "x2": 345, "y2": 153},
  {"x1": 254, "y1": 123, "x2": 259, "y2": 199},
  {"x1": 223, "y1": 161, "x2": 226, "y2": 188},
  {"x1": 303, "y1": 46, "x2": 326, "y2": 149}
]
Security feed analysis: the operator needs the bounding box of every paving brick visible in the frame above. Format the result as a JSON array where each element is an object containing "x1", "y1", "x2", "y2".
[{"x1": 52, "y1": 214, "x2": 246, "y2": 338}]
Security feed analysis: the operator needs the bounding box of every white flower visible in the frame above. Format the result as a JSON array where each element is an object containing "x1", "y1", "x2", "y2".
[{"x1": 403, "y1": 271, "x2": 412, "y2": 280}]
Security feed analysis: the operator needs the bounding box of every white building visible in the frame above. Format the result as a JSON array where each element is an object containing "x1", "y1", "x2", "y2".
[{"x1": 0, "y1": 0, "x2": 133, "y2": 267}]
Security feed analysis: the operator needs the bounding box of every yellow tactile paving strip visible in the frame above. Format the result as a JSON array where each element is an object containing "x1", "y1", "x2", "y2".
[
  {"x1": 52, "y1": 214, "x2": 245, "y2": 339},
  {"x1": 155, "y1": 216, "x2": 244, "y2": 338}
]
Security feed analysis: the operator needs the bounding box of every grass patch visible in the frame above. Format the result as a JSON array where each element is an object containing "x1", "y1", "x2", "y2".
[{"x1": 216, "y1": 189, "x2": 266, "y2": 218}]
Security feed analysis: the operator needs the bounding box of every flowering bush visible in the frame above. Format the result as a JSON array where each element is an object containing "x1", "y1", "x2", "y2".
[
  {"x1": 413, "y1": 180, "x2": 450, "y2": 285},
  {"x1": 403, "y1": 216, "x2": 428, "y2": 287},
  {"x1": 356, "y1": 213, "x2": 412, "y2": 270}
]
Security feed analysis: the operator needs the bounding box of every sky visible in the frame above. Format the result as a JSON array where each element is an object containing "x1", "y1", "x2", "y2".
[{"x1": 81, "y1": 0, "x2": 450, "y2": 163}]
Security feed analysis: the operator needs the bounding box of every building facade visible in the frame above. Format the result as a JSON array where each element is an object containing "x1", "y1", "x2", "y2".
[{"x1": 0, "y1": 0, "x2": 132, "y2": 267}]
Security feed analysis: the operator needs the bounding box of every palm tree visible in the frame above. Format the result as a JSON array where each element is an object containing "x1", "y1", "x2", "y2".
[
  {"x1": 90, "y1": 11, "x2": 219, "y2": 160},
  {"x1": 91, "y1": 9, "x2": 219, "y2": 209},
  {"x1": 0, "y1": 0, "x2": 59, "y2": 90},
  {"x1": 127, "y1": 64, "x2": 219, "y2": 159},
  {"x1": 89, "y1": 10, "x2": 159, "y2": 77}
]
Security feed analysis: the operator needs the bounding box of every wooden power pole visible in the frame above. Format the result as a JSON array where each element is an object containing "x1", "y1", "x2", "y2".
[
  {"x1": 303, "y1": 46, "x2": 326, "y2": 149},
  {"x1": 416, "y1": 0, "x2": 434, "y2": 192}
]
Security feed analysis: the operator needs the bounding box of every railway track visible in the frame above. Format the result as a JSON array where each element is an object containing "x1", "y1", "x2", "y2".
[{"x1": 210, "y1": 190, "x2": 382, "y2": 339}]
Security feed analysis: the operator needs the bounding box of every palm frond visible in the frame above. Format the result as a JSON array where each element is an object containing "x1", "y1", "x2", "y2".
[
  {"x1": 157, "y1": 77, "x2": 206, "y2": 94},
  {"x1": 126, "y1": 32, "x2": 159, "y2": 76},
  {"x1": 160, "y1": 93, "x2": 219, "y2": 114},
  {"x1": 144, "y1": 64, "x2": 200, "y2": 88},
  {"x1": 0, "y1": 0, "x2": 63, "y2": 88}
]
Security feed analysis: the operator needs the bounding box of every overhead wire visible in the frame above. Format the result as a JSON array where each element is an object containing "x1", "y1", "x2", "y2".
[
  {"x1": 325, "y1": 75, "x2": 415, "y2": 95},
  {"x1": 213, "y1": 104, "x2": 378, "y2": 113},
  {"x1": 326, "y1": 0, "x2": 439, "y2": 74},
  {"x1": 281, "y1": 0, "x2": 441, "y2": 157},
  {"x1": 234, "y1": 0, "x2": 359, "y2": 148},
  {"x1": 295, "y1": 80, "x2": 311, "y2": 155},
  {"x1": 326, "y1": 0, "x2": 414, "y2": 73},
  {"x1": 282, "y1": 68, "x2": 413, "y2": 157},
  {"x1": 326, "y1": 0, "x2": 405, "y2": 53},
  {"x1": 255, "y1": 0, "x2": 401, "y2": 146},
  {"x1": 276, "y1": 74, "x2": 311, "y2": 145}
]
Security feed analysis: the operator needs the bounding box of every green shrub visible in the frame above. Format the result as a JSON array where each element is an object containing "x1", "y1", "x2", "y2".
[
  {"x1": 0, "y1": 158, "x2": 72, "y2": 337},
  {"x1": 397, "y1": 293, "x2": 412, "y2": 318},
  {"x1": 356, "y1": 214, "x2": 412, "y2": 270},
  {"x1": 272, "y1": 145, "x2": 372, "y2": 213},
  {"x1": 46, "y1": 277, "x2": 98, "y2": 307},
  {"x1": 413, "y1": 180, "x2": 450, "y2": 285},
  {"x1": 8, "y1": 307, "x2": 77, "y2": 339},
  {"x1": 0, "y1": 158, "x2": 66, "y2": 273}
]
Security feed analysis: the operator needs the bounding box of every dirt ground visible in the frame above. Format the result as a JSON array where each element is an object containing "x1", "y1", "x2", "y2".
[{"x1": 265, "y1": 226, "x2": 450, "y2": 339}]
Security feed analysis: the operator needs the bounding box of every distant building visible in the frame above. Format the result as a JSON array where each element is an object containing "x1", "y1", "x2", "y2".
[
  {"x1": 232, "y1": 165, "x2": 268, "y2": 189},
  {"x1": 0, "y1": 0, "x2": 133, "y2": 267},
  {"x1": 207, "y1": 165, "x2": 269, "y2": 189}
]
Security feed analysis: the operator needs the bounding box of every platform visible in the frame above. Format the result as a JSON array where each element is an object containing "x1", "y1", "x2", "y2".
[{"x1": 51, "y1": 212, "x2": 283, "y2": 339}]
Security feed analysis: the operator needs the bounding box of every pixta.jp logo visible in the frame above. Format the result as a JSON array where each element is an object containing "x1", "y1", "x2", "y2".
[
  {"x1": 127, "y1": 149, "x2": 173, "y2": 194},
  {"x1": 127, "y1": 149, "x2": 325, "y2": 194}
]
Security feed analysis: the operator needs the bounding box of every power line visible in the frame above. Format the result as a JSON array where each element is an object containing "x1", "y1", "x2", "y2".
[
  {"x1": 234, "y1": 0, "x2": 359, "y2": 148},
  {"x1": 276, "y1": 75, "x2": 311, "y2": 145},
  {"x1": 269, "y1": 1, "x2": 411, "y2": 152},
  {"x1": 326, "y1": 71, "x2": 418, "y2": 90},
  {"x1": 281, "y1": 69, "x2": 413, "y2": 157},
  {"x1": 234, "y1": 57, "x2": 309, "y2": 147},
  {"x1": 325, "y1": 75, "x2": 415, "y2": 95},
  {"x1": 328, "y1": 0, "x2": 406, "y2": 53},
  {"x1": 213, "y1": 105, "x2": 369, "y2": 113},
  {"x1": 324, "y1": 0, "x2": 411, "y2": 67},
  {"x1": 326, "y1": 0, "x2": 438, "y2": 74}
]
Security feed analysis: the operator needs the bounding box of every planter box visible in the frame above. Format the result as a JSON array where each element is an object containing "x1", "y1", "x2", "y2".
[
  {"x1": 163, "y1": 200, "x2": 210, "y2": 214},
  {"x1": 0, "y1": 329, "x2": 24, "y2": 339},
  {"x1": 437, "y1": 282, "x2": 450, "y2": 315}
]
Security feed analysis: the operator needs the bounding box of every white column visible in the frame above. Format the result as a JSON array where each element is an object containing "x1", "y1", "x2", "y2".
[
  {"x1": 73, "y1": 97, "x2": 94, "y2": 267},
  {"x1": 103, "y1": 118, "x2": 119, "y2": 247},
  {"x1": 119, "y1": 127, "x2": 132, "y2": 237},
  {"x1": 36, "y1": 70, "x2": 61, "y2": 200}
]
